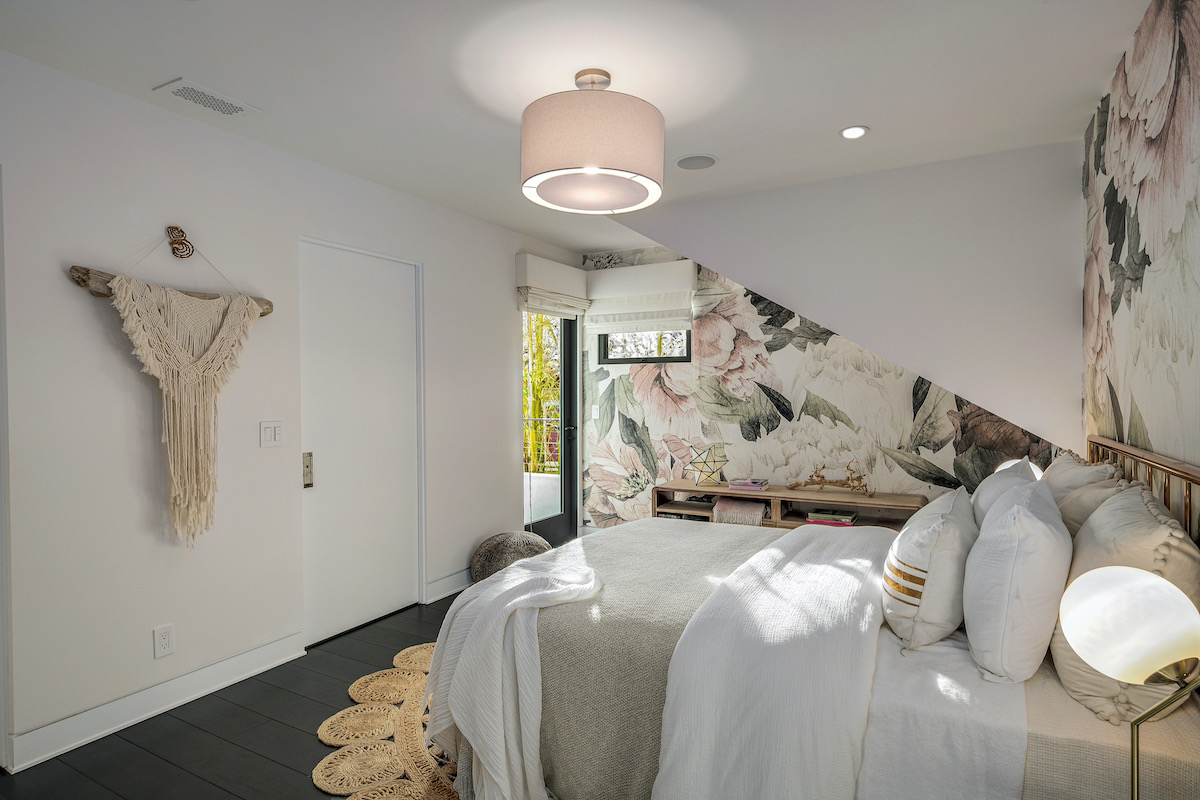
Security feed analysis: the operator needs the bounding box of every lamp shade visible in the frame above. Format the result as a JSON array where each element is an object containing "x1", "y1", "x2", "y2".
[
  {"x1": 1060, "y1": 566, "x2": 1200, "y2": 684},
  {"x1": 521, "y1": 88, "x2": 664, "y2": 214}
]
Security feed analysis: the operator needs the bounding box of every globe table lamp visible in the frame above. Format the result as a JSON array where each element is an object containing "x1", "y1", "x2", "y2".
[{"x1": 1059, "y1": 566, "x2": 1200, "y2": 800}]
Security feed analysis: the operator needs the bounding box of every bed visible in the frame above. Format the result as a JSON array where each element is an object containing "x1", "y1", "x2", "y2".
[{"x1": 429, "y1": 436, "x2": 1200, "y2": 800}]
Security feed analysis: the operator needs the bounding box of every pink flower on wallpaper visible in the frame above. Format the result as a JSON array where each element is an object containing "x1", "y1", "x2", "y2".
[
  {"x1": 1105, "y1": 0, "x2": 1200, "y2": 261},
  {"x1": 588, "y1": 438, "x2": 653, "y2": 500},
  {"x1": 630, "y1": 361, "x2": 699, "y2": 422},
  {"x1": 947, "y1": 402, "x2": 1051, "y2": 466},
  {"x1": 691, "y1": 271, "x2": 778, "y2": 400},
  {"x1": 1084, "y1": 218, "x2": 1117, "y2": 407},
  {"x1": 657, "y1": 433, "x2": 710, "y2": 482}
]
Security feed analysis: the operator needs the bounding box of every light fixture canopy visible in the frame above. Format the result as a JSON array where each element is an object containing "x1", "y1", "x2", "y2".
[
  {"x1": 840, "y1": 125, "x2": 869, "y2": 139},
  {"x1": 521, "y1": 70, "x2": 665, "y2": 215}
]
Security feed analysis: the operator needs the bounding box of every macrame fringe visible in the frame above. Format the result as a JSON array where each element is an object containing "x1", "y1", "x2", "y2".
[{"x1": 110, "y1": 275, "x2": 258, "y2": 545}]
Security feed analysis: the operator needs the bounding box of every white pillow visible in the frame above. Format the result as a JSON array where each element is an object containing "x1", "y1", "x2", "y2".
[
  {"x1": 971, "y1": 456, "x2": 1036, "y2": 526},
  {"x1": 1049, "y1": 486, "x2": 1200, "y2": 724},
  {"x1": 963, "y1": 480, "x2": 1072, "y2": 683},
  {"x1": 1056, "y1": 478, "x2": 1130, "y2": 537},
  {"x1": 883, "y1": 487, "x2": 980, "y2": 650},
  {"x1": 1041, "y1": 451, "x2": 1122, "y2": 504}
]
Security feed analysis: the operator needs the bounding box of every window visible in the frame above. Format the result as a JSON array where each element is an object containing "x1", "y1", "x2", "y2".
[{"x1": 598, "y1": 330, "x2": 691, "y2": 364}]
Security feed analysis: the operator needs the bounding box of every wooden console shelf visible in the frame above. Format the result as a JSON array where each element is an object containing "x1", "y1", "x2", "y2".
[{"x1": 650, "y1": 479, "x2": 927, "y2": 531}]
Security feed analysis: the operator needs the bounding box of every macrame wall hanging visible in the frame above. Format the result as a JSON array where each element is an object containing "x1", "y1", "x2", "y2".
[{"x1": 71, "y1": 227, "x2": 273, "y2": 545}]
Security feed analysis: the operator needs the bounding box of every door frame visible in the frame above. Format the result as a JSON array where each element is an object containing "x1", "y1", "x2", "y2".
[
  {"x1": 527, "y1": 316, "x2": 578, "y2": 546},
  {"x1": 298, "y1": 236, "x2": 429, "y2": 604}
]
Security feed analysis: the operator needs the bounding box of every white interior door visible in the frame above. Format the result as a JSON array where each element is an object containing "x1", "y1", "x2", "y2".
[{"x1": 300, "y1": 239, "x2": 421, "y2": 644}]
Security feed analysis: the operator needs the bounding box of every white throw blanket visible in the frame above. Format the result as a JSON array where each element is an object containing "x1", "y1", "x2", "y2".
[
  {"x1": 426, "y1": 547, "x2": 601, "y2": 800},
  {"x1": 857, "y1": 628, "x2": 1027, "y2": 800},
  {"x1": 652, "y1": 524, "x2": 896, "y2": 800}
]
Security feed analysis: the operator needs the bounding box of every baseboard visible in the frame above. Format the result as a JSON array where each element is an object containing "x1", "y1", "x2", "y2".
[
  {"x1": 424, "y1": 568, "x2": 470, "y2": 603},
  {"x1": 8, "y1": 632, "x2": 307, "y2": 773}
]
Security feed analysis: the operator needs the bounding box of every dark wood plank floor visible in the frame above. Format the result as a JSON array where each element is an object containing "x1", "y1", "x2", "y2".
[{"x1": 0, "y1": 595, "x2": 456, "y2": 800}]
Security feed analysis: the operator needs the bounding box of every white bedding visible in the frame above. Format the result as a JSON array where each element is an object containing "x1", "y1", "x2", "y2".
[
  {"x1": 426, "y1": 547, "x2": 601, "y2": 800},
  {"x1": 652, "y1": 524, "x2": 897, "y2": 800},
  {"x1": 857, "y1": 628, "x2": 1027, "y2": 800}
]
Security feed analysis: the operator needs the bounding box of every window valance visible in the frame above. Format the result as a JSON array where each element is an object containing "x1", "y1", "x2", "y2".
[
  {"x1": 515, "y1": 253, "x2": 590, "y2": 319},
  {"x1": 584, "y1": 260, "x2": 697, "y2": 334}
]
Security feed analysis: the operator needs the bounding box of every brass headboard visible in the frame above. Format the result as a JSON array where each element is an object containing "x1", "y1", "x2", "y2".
[{"x1": 1087, "y1": 435, "x2": 1200, "y2": 541}]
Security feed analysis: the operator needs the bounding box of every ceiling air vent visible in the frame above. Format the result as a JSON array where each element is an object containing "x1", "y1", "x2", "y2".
[{"x1": 152, "y1": 78, "x2": 258, "y2": 117}]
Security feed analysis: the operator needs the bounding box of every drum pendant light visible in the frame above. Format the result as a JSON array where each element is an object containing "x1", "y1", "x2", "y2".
[{"x1": 521, "y1": 70, "x2": 665, "y2": 215}]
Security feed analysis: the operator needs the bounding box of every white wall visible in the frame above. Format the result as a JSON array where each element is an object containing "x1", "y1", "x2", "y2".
[
  {"x1": 0, "y1": 49, "x2": 576, "y2": 756},
  {"x1": 623, "y1": 141, "x2": 1085, "y2": 451}
]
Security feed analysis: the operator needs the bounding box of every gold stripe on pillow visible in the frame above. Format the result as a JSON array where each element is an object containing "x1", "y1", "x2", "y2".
[
  {"x1": 884, "y1": 573, "x2": 923, "y2": 601},
  {"x1": 883, "y1": 580, "x2": 920, "y2": 607},
  {"x1": 886, "y1": 558, "x2": 927, "y2": 587},
  {"x1": 891, "y1": 556, "x2": 928, "y2": 578}
]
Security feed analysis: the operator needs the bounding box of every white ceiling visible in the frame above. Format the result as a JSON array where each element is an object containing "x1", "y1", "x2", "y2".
[{"x1": 0, "y1": 0, "x2": 1147, "y2": 255}]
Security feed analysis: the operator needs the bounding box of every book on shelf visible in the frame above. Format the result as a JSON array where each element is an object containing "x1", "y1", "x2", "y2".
[
  {"x1": 807, "y1": 507, "x2": 858, "y2": 524},
  {"x1": 806, "y1": 517, "x2": 855, "y2": 527},
  {"x1": 659, "y1": 513, "x2": 709, "y2": 522},
  {"x1": 727, "y1": 478, "x2": 769, "y2": 491}
]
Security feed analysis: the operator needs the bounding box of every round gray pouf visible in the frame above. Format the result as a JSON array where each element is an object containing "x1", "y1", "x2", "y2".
[{"x1": 470, "y1": 531, "x2": 552, "y2": 583}]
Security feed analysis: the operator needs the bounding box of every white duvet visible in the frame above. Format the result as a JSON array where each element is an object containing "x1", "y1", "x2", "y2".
[{"x1": 653, "y1": 524, "x2": 897, "y2": 800}]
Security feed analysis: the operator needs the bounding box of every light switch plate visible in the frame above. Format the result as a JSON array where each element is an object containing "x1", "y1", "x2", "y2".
[{"x1": 260, "y1": 420, "x2": 284, "y2": 448}]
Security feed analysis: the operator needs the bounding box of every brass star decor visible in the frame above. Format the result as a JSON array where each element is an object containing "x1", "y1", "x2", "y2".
[{"x1": 687, "y1": 443, "x2": 728, "y2": 486}]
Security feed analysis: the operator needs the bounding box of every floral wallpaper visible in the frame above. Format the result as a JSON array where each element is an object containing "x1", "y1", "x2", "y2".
[
  {"x1": 1083, "y1": 0, "x2": 1200, "y2": 465},
  {"x1": 581, "y1": 252, "x2": 1056, "y2": 528}
]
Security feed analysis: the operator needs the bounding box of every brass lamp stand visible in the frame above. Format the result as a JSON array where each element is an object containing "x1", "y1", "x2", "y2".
[{"x1": 1129, "y1": 659, "x2": 1200, "y2": 800}]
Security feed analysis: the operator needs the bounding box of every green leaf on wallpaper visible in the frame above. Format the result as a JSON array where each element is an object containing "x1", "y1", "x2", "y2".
[
  {"x1": 1127, "y1": 396, "x2": 1153, "y2": 451},
  {"x1": 788, "y1": 318, "x2": 836, "y2": 352},
  {"x1": 883, "y1": 447, "x2": 961, "y2": 490},
  {"x1": 596, "y1": 380, "x2": 616, "y2": 440},
  {"x1": 581, "y1": 349, "x2": 608, "y2": 408},
  {"x1": 952, "y1": 445, "x2": 1009, "y2": 493},
  {"x1": 906, "y1": 383, "x2": 956, "y2": 454},
  {"x1": 761, "y1": 325, "x2": 798, "y2": 353},
  {"x1": 691, "y1": 376, "x2": 782, "y2": 441},
  {"x1": 618, "y1": 412, "x2": 659, "y2": 478},
  {"x1": 799, "y1": 391, "x2": 856, "y2": 431},
  {"x1": 582, "y1": 484, "x2": 592, "y2": 506},
  {"x1": 912, "y1": 377, "x2": 932, "y2": 418},
  {"x1": 1094, "y1": 95, "x2": 1109, "y2": 176},
  {"x1": 746, "y1": 291, "x2": 794, "y2": 328},
  {"x1": 1107, "y1": 377, "x2": 1125, "y2": 444},
  {"x1": 692, "y1": 280, "x2": 731, "y2": 318},
  {"x1": 756, "y1": 382, "x2": 795, "y2": 421},
  {"x1": 613, "y1": 374, "x2": 645, "y2": 426}
]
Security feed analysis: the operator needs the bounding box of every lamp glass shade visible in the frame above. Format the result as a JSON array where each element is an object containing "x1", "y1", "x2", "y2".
[
  {"x1": 521, "y1": 89, "x2": 664, "y2": 214},
  {"x1": 1059, "y1": 566, "x2": 1200, "y2": 684},
  {"x1": 995, "y1": 458, "x2": 1044, "y2": 479}
]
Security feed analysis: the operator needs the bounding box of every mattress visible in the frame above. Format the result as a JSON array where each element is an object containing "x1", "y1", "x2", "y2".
[{"x1": 531, "y1": 517, "x2": 1200, "y2": 800}]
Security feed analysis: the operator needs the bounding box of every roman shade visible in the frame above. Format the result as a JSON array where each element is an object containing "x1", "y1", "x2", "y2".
[
  {"x1": 515, "y1": 253, "x2": 590, "y2": 319},
  {"x1": 584, "y1": 260, "x2": 697, "y2": 334}
]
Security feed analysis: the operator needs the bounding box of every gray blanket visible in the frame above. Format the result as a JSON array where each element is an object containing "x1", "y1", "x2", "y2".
[{"x1": 537, "y1": 518, "x2": 782, "y2": 800}]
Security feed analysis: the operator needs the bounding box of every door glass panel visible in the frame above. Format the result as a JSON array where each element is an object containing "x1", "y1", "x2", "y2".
[{"x1": 523, "y1": 312, "x2": 562, "y2": 524}]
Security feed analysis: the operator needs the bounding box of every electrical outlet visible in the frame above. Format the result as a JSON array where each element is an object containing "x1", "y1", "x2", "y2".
[{"x1": 153, "y1": 624, "x2": 175, "y2": 659}]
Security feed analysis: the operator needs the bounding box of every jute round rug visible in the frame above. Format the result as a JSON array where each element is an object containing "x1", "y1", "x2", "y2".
[{"x1": 313, "y1": 642, "x2": 457, "y2": 799}]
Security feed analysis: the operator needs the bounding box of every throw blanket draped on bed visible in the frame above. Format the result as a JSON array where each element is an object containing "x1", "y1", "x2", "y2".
[
  {"x1": 653, "y1": 525, "x2": 896, "y2": 800},
  {"x1": 426, "y1": 550, "x2": 601, "y2": 800}
]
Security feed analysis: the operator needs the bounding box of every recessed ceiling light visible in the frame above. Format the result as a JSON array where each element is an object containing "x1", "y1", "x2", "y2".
[
  {"x1": 840, "y1": 125, "x2": 869, "y2": 140},
  {"x1": 676, "y1": 154, "x2": 718, "y2": 170}
]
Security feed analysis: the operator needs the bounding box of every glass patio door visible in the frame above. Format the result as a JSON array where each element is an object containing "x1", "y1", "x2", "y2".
[{"x1": 522, "y1": 312, "x2": 578, "y2": 546}]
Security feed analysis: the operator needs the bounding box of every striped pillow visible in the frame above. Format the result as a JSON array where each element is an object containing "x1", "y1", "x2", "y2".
[{"x1": 883, "y1": 487, "x2": 980, "y2": 650}]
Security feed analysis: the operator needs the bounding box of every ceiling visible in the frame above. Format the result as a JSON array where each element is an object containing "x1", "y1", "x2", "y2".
[{"x1": 0, "y1": 0, "x2": 1147, "y2": 255}]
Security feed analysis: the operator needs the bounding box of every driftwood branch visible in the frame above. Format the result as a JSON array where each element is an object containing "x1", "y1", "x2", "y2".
[{"x1": 69, "y1": 265, "x2": 274, "y2": 317}]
